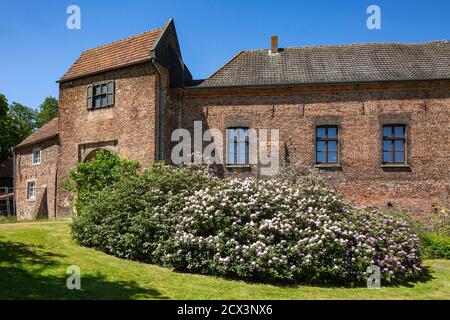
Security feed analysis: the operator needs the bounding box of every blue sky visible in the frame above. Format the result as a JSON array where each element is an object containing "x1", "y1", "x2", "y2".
[{"x1": 0, "y1": 0, "x2": 449, "y2": 109}]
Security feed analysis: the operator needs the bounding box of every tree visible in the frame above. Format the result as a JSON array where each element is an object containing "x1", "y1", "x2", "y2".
[
  {"x1": 0, "y1": 93, "x2": 37, "y2": 160},
  {"x1": 0, "y1": 93, "x2": 58, "y2": 160},
  {"x1": 0, "y1": 93, "x2": 7, "y2": 117},
  {"x1": 9, "y1": 102, "x2": 37, "y2": 134},
  {"x1": 35, "y1": 96, "x2": 58, "y2": 128},
  {"x1": 0, "y1": 93, "x2": 11, "y2": 160}
]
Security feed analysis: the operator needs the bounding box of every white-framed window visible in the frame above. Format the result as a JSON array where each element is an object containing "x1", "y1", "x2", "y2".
[
  {"x1": 32, "y1": 148, "x2": 41, "y2": 165},
  {"x1": 26, "y1": 180, "x2": 36, "y2": 200}
]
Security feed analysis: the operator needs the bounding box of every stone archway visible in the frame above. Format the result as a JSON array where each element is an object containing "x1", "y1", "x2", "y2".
[
  {"x1": 83, "y1": 148, "x2": 110, "y2": 162},
  {"x1": 78, "y1": 140, "x2": 118, "y2": 162}
]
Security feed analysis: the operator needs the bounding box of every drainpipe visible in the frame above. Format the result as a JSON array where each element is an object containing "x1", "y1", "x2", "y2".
[
  {"x1": 177, "y1": 89, "x2": 184, "y2": 128},
  {"x1": 151, "y1": 58, "x2": 164, "y2": 161},
  {"x1": 11, "y1": 147, "x2": 16, "y2": 217}
]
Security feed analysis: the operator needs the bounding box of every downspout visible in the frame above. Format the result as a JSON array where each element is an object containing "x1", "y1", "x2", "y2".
[
  {"x1": 54, "y1": 142, "x2": 59, "y2": 219},
  {"x1": 151, "y1": 58, "x2": 164, "y2": 161},
  {"x1": 12, "y1": 147, "x2": 16, "y2": 217},
  {"x1": 177, "y1": 89, "x2": 184, "y2": 128}
]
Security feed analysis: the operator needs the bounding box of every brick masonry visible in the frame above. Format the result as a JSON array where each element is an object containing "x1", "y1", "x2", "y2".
[
  {"x1": 55, "y1": 62, "x2": 162, "y2": 217},
  {"x1": 13, "y1": 65, "x2": 450, "y2": 220},
  {"x1": 171, "y1": 81, "x2": 450, "y2": 217},
  {"x1": 14, "y1": 137, "x2": 59, "y2": 219}
]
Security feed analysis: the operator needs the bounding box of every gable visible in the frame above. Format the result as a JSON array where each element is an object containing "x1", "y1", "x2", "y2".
[{"x1": 60, "y1": 29, "x2": 162, "y2": 82}]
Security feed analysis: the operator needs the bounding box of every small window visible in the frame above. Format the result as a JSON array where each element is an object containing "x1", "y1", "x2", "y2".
[
  {"x1": 227, "y1": 128, "x2": 249, "y2": 165},
  {"x1": 27, "y1": 180, "x2": 36, "y2": 200},
  {"x1": 32, "y1": 148, "x2": 41, "y2": 165},
  {"x1": 87, "y1": 81, "x2": 115, "y2": 109},
  {"x1": 316, "y1": 126, "x2": 338, "y2": 164},
  {"x1": 382, "y1": 125, "x2": 406, "y2": 164}
]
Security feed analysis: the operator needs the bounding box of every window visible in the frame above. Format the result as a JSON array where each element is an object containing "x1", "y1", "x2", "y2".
[
  {"x1": 227, "y1": 128, "x2": 249, "y2": 165},
  {"x1": 382, "y1": 125, "x2": 406, "y2": 164},
  {"x1": 87, "y1": 81, "x2": 115, "y2": 109},
  {"x1": 316, "y1": 126, "x2": 338, "y2": 164},
  {"x1": 27, "y1": 180, "x2": 36, "y2": 200},
  {"x1": 32, "y1": 148, "x2": 41, "y2": 165}
]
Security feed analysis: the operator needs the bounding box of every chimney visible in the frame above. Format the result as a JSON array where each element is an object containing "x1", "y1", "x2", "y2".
[{"x1": 271, "y1": 35, "x2": 279, "y2": 54}]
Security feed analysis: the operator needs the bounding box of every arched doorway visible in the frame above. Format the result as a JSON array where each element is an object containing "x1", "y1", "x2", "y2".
[{"x1": 83, "y1": 148, "x2": 110, "y2": 162}]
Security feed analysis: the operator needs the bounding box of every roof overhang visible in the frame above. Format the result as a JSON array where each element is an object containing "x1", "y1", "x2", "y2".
[
  {"x1": 184, "y1": 78, "x2": 450, "y2": 97},
  {"x1": 14, "y1": 134, "x2": 59, "y2": 150}
]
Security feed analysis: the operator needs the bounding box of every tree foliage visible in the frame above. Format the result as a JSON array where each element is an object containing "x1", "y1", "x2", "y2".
[
  {"x1": 35, "y1": 96, "x2": 58, "y2": 128},
  {"x1": 64, "y1": 150, "x2": 140, "y2": 211},
  {"x1": 0, "y1": 92, "x2": 58, "y2": 160}
]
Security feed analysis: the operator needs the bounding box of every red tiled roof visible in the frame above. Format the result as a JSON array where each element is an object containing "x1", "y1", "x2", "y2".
[
  {"x1": 60, "y1": 28, "x2": 163, "y2": 81},
  {"x1": 16, "y1": 118, "x2": 59, "y2": 148}
]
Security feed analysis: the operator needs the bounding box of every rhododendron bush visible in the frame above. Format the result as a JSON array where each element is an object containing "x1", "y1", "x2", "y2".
[{"x1": 71, "y1": 161, "x2": 423, "y2": 285}]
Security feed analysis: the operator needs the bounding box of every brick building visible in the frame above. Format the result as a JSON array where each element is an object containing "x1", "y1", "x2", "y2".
[{"x1": 14, "y1": 19, "x2": 450, "y2": 219}]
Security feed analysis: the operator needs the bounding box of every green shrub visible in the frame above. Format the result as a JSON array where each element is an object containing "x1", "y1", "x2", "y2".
[
  {"x1": 71, "y1": 160, "x2": 423, "y2": 285},
  {"x1": 157, "y1": 178, "x2": 422, "y2": 285},
  {"x1": 71, "y1": 162, "x2": 218, "y2": 262},
  {"x1": 0, "y1": 216, "x2": 15, "y2": 224},
  {"x1": 421, "y1": 232, "x2": 450, "y2": 259},
  {"x1": 429, "y1": 206, "x2": 450, "y2": 237},
  {"x1": 64, "y1": 150, "x2": 140, "y2": 211}
]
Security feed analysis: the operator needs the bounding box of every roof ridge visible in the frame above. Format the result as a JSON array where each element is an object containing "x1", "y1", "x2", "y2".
[
  {"x1": 240, "y1": 40, "x2": 450, "y2": 53},
  {"x1": 82, "y1": 27, "x2": 162, "y2": 53}
]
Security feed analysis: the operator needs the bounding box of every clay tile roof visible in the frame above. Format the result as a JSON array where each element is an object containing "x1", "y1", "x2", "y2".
[
  {"x1": 60, "y1": 28, "x2": 163, "y2": 81},
  {"x1": 196, "y1": 40, "x2": 450, "y2": 87},
  {"x1": 16, "y1": 118, "x2": 59, "y2": 149}
]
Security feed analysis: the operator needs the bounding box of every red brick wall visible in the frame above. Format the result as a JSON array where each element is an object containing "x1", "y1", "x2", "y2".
[
  {"x1": 56, "y1": 62, "x2": 162, "y2": 217},
  {"x1": 170, "y1": 81, "x2": 450, "y2": 216},
  {"x1": 14, "y1": 137, "x2": 59, "y2": 220}
]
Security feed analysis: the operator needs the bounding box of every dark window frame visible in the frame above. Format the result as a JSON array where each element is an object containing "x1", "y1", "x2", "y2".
[
  {"x1": 382, "y1": 124, "x2": 406, "y2": 164},
  {"x1": 316, "y1": 125, "x2": 339, "y2": 164},
  {"x1": 87, "y1": 81, "x2": 115, "y2": 110},
  {"x1": 226, "y1": 127, "x2": 250, "y2": 165}
]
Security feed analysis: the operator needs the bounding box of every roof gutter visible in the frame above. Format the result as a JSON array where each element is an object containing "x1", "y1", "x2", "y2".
[
  {"x1": 14, "y1": 134, "x2": 59, "y2": 150},
  {"x1": 185, "y1": 78, "x2": 450, "y2": 91},
  {"x1": 12, "y1": 148, "x2": 16, "y2": 217},
  {"x1": 57, "y1": 59, "x2": 152, "y2": 83}
]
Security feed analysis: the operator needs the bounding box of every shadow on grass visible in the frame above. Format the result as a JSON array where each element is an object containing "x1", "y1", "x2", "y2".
[
  {"x1": 171, "y1": 264, "x2": 435, "y2": 289},
  {"x1": 398, "y1": 265, "x2": 435, "y2": 288},
  {"x1": 0, "y1": 239, "x2": 168, "y2": 299}
]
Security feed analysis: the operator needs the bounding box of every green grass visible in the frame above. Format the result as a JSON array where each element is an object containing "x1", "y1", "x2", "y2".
[{"x1": 0, "y1": 221, "x2": 449, "y2": 300}]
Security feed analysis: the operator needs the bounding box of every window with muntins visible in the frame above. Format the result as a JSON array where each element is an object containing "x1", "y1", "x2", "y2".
[
  {"x1": 383, "y1": 125, "x2": 406, "y2": 164},
  {"x1": 316, "y1": 126, "x2": 338, "y2": 164},
  {"x1": 27, "y1": 180, "x2": 36, "y2": 200},
  {"x1": 32, "y1": 148, "x2": 41, "y2": 165},
  {"x1": 87, "y1": 81, "x2": 115, "y2": 109},
  {"x1": 227, "y1": 128, "x2": 249, "y2": 165}
]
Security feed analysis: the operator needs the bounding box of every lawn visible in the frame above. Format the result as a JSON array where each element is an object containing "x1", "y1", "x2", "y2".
[{"x1": 0, "y1": 221, "x2": 449, "y2": 300}]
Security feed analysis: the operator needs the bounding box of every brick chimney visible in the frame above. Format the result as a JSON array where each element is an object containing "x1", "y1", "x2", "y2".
[{"x1": 271, "y1": 35, "x2": 279, "y2": 54}]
